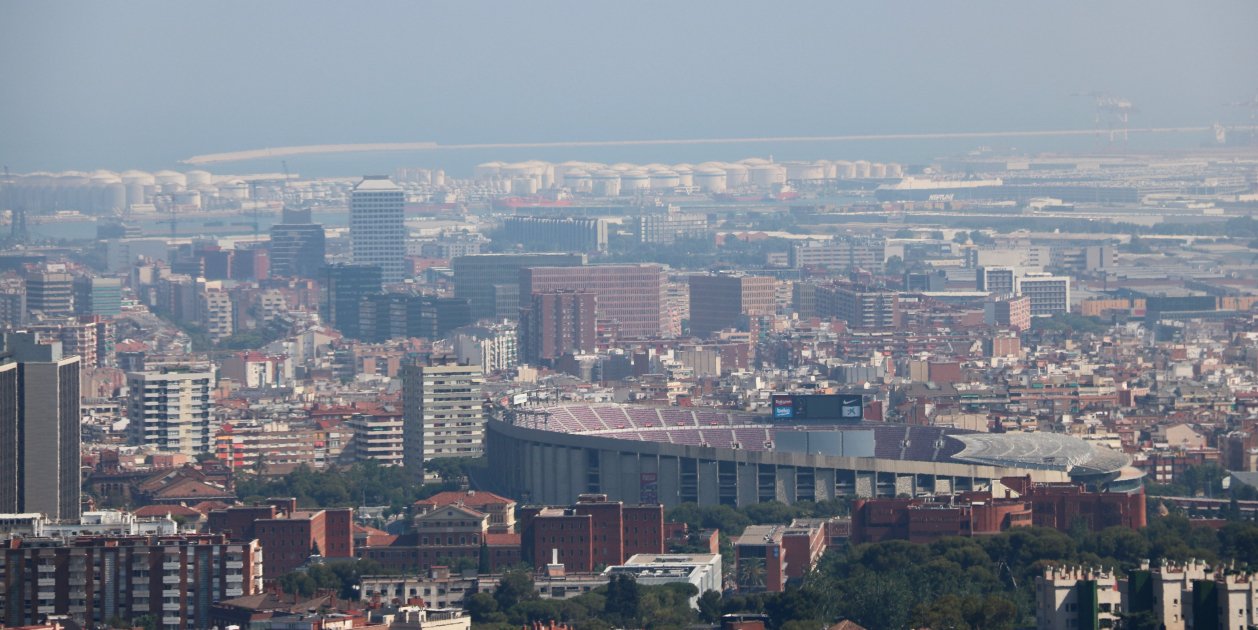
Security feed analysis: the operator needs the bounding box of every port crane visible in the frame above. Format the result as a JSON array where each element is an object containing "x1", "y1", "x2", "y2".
[{"x1": 1071, "y1": 92, "x2": 1136, "y2": 144}]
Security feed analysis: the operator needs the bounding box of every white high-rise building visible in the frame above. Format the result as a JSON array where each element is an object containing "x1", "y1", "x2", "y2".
[
  {"x1": 1016, "y1": 273, "x2": 1071, "y2": 317},
  {"x1": 126, "y1": 367, "x2": 214, "y2": 455},
  {"x1": 403, "y1": 362, "x2": 485, "y2": 480},
  {"x1": 350, "y1": 175, "x2": 407, "y2": 283}
]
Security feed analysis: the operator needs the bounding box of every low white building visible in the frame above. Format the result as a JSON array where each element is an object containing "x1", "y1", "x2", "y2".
[{"x1": 604, "y1": 553, "x2": 723, "y2": 609}]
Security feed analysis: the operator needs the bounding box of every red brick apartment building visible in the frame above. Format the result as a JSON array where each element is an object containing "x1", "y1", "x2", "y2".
[
  {"x1": 851, "y1": 477, "x2": 1146, "y2": 544},
  {"x1": 206, "y1": 498, "x2": 353, "y2": 579},
  {"x1": 520, "y1": 494, "x2": 665, "y2": 572}
]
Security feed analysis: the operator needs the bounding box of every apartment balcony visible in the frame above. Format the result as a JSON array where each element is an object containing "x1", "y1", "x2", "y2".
[
  {"x1": 225, "y1": 561, "x2": 243, "y2": 569},
  {"x1": 37, "y1": 578, "x2": 56, "y2": 587}
]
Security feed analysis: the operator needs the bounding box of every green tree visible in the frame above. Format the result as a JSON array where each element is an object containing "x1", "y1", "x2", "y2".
[
  {"x1": 465, "y1": 591, "x2": 504, "y2": 624},
  {"x1": 495, "y1": 569, "x2": 537, "y2": 611},
  {"x1": 131, "y1": 614, "x2": 159, "y2": 630},
  {"x1": 698, "y1": 590, "x2": 723, "y2": 623},
  {"x1": 604, "y1": 573, "x2": 642, "y2": 624}
]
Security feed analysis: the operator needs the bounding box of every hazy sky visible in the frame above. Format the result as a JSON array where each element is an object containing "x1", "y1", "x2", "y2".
[{"x1": 2, "y1": 0, "x2": 1256, "y2": 172}]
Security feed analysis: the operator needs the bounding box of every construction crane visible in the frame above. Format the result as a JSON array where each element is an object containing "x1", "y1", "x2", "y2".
[
  {"x1": 1071, "y1": 91, "x2": 1136, "y2": 145},
  {"x1": 1226, "y1": 93, "x2": 1258, "y2": 121}
]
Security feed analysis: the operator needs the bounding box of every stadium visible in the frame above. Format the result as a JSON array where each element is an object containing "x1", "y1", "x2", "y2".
[{"x1": 483, "y1": 401, "x2": 1141, "y2": 507}]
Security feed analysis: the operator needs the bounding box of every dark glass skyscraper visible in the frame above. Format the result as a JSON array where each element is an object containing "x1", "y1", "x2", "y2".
[{"x1": 0, "y1": 332, "x2": 81, "y2": 520}]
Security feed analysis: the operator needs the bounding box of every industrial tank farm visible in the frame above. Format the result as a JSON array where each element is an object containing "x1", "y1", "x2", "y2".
[{"x1": 468, "y1": 157, "x2": 905, "y2": 196}]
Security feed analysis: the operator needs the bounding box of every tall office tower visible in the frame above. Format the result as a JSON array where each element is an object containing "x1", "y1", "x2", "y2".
[
  {"x1": 452, "y1": 253, "x2": 586, "y2": 321},
  {"x1": 350, "y1": 175, "x2": 406, "y2": 283},
  {"x1": 127, "y1": 366, "x2": 215, "y2": 455},
  {"x1": 688, "y1": 273, "x2": 776, "y2": 338},
  {"x1": 25, "y1": 271, "x2": 74, "y2": 317},
  {"x1": 520, "y1": 290, "x2": 597, "y2": 364},
  {"x1": 321, "y1": 263, "x2": 383, "y2": 339},
  {"x1": 73, "y1": 276, "x2": 122, "y2": 317},
  {"x1": 976, "y1": 266, "x2": 1017, "y2": 297},
  {"x1": 1015, "y1": 273, "x2": 1071, "y2": 317},
  {"x1": 519, "y1": 264, "x2": 667, "y2": 338},
  {"x1": 0, "y1": 332, "x2": 81, "y2": 520},
  {"x1": 269, "y1": 207, "x2": 327, "y2": 278},
  {"x1": 402, "y1": 362, "x2": 485, "y2": 480}
]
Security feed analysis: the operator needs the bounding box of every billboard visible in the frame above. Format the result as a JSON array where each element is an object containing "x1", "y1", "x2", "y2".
[
  {"x1": 770, "y1": 394, "x2": 863, "y2": 422},
  {"x1": 639, "y1": 472, "x2": 658, "y2": 504},
  {"x1": 772, "y1": 395, "x2": 794, "y2": 419}
]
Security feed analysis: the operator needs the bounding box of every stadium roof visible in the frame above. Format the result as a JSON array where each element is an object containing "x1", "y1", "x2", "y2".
[{"x1": 949, "y1": 433, "x2": 1130, "y2": 476}]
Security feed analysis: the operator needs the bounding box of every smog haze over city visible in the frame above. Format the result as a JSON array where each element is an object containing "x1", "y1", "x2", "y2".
[
  {"x1": 4, "y1": 2, "x2": 1258, "y2": 630},
  {"x1": 2, "y1": 1, "x2": 1257, "y2": 172}
]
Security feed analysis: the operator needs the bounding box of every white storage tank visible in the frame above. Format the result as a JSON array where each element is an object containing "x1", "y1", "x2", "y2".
[
  {"x1": 174, "y1": 189, "x2": 202, "y2": 209},
  {"x1": 185, "y1": 170, "x2": 213, "y2": 188},
  {"x1": 885, "y1": 163, "x2": 904, "y2": 178},
  {"x1": 221, "y1": 180, "x2": 250, "y2": 200},
  {"x1": 564, "y1": 169, "x2": 593, "y2": 193},
  {"x1": 853, "y1": 160, "x2": 871, "y2": 179},
  {"x1": 750, "y1": 164, "x2": 786, "y2": 187},
  {"x1": 724, "y1": 163, "x2": 749, "y2": 187},
  {"x1": 694, "y1": 167, "x2": 727, "y2": 193},
  {"x1": 833, "y1": 160, "x2": 855, "y2": 179},
  {"x1": 621, "y1": 170, "x2": 650, "y2": 193},
  {"x1": 154, "y1": 170, "x2": 187, "y2": 189},
  {"x1": 511, "y1": 177, "x2": 539, "y2": 196},
  {"x1": 649, "y1": 170, "x2": 680, "y2": 190},
  {"x1": 474, "y1": 162, "x2": 505, "y2": 180},
  {"x1": 870, "y1": 163, "x2": 888, "y2": 178},
  {"x1": 785, "y1": 162, "x2": 825, "y2": 181},
  {"x1": 593, "y1": 170, "x2": 621, "y2": 196},
  {"x1": 674, "y1": 166, "x2": 694, "y2": 188}
]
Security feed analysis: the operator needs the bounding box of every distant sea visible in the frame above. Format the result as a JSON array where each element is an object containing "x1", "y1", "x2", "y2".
[{"x1": 172, "y1": 132, "x2": 1214, "y2": 180}]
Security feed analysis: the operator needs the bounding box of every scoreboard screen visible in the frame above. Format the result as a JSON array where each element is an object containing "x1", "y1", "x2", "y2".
[{"x1": 771, "y1": 394, "x2": 863, "y2": 422}]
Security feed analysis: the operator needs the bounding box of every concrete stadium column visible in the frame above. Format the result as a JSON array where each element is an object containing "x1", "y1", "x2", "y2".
[
  {"x1": 658, "y1": 456, "x2": 679, "y2": 508},
  {"x1": 550, "y1": 444, "x2": 568, "y2": 504},
  {"x1": 621, "y1": 453, "x2": 641, "y2": 503},
  {"x1": 699, "y1": 460, "x2": 719, "y2": 506},
  {"x1": 529, "y1": 442, "x2": 544, "y2": 504},
  {"x1": 736, "y1": 463, "x2": 758, "y2": 507},
  {"x1": 569, "y1": 448, "x2": 586, "y2": 500},
  {"x1": 601, "y1": 449, "x2": 622, "y2": 499},
  {"x1": 776, "y1": 467, "x2": 796, "y2": 504},
  {"x1": 855, "y1": 471, "x2": 875, "y2": 498},
  {"x1": 895, "y1": 475, "x2": 914, "y2": 497},
  {"x1": 815, "y1": 468, "x2": 836, "y2": 501}
]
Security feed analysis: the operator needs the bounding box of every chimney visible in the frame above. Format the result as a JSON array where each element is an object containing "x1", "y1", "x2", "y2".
[{"x1": 545, "y1": 548, "x2": 565, "y2": 578}]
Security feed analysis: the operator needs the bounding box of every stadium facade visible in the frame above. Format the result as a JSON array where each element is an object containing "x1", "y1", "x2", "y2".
[{"x1": 484, "y1": 403, "x2": 1139, "y2": 508}]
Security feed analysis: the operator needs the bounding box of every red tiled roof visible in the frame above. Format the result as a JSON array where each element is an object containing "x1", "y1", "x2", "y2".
[
  {"x1": 415, "y1": 490, "x2": 515, "y2": 508},
  {"x1": 133, "y1": 504, "x2": 202, "y2": 519},
  {"x1": 484, "y1": 533, "x2": 521, "y2": 546}
]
